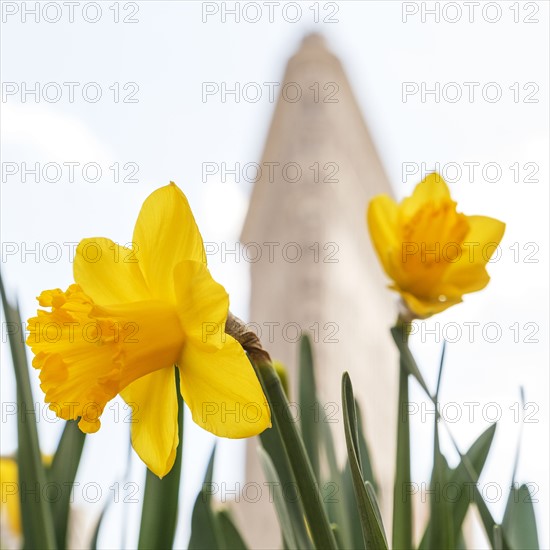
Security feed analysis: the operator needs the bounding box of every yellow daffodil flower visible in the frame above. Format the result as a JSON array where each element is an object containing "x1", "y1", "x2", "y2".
[
  {"x1": 367, "y1": 173, "x2": 505, "y2": 318},
  {"x1": 0, "y1": 457, "x2": 21, "y2": 538},
  {"x1": 27, "y1": 183, "x2": 271, "y2": 477},
  {"x1": 0, "y1": 455, "x2": 52, "y2": 541}
]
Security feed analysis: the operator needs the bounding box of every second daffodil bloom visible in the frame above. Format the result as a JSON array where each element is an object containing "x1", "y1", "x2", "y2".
[
  {"x1": 367, "y1": 173, "x2": 505, "y2": 318},
  {"x1": 27, "y1": 183, "x2": 271, "y2": 477}
]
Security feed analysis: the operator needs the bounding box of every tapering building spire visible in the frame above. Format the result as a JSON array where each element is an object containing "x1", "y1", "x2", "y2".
[{"x1": 237, "y1": 34, "x2": 398, "y2": 548}]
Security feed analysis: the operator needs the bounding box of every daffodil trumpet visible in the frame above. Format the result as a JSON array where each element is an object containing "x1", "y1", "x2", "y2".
[{"x1": 27, "y1": 183, "x2": 271, "y2": 478}]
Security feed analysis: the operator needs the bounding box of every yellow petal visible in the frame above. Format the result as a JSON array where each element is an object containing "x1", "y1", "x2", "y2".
[
  {"x1": 120, "y1": 367, "x2": 179, "y2": 478},
  {"x1": 174, "y1": 260, "x2": 229, "y2": 350},
  {"x1": 178, "y1": 336, "x2": 271, "y2": 438},
  {"x1": 399, "y1": 289, "x2": 463, "y2": 318},
  {"x1": 0, "y1": 457, "x2": 21, "y2": 536},
  {"x1": 441, "y1": 215, "x2": 505, "y2": 294},
  {"x1": 74, "y1": 237, "x2": 151, "y2": 305},
  {"x1": 27, "y1": 285, "x2": 185, "y2": 433},
  {"x1": 401, "y1": 172, "x2": 451, "y2": 218},
  {"x1": 367, "y1": 194, "x2": 400, "y2": 280},
  {"x1": 133, "y1": 183, "x2": 206, "y2": 302},
  {"x1": 461, "y1": 215, "x2": 506, "y2": 265}
]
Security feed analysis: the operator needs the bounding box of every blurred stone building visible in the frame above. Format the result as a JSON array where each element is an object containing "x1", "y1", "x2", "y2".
[{"x1": 236, "y1": 34, "x2": 399, "y2": 548}]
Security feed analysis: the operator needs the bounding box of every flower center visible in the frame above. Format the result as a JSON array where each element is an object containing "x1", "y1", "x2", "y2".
[{"x1": 399, "y1": 199, "x2": 469, "y2": 297}]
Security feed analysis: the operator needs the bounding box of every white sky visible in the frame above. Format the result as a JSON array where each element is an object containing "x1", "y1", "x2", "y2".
[{"x1": 1, "y1": 1, "x2": 548, "y2": 548}]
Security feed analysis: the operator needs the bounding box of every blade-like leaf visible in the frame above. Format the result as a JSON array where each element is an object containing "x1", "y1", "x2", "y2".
[
  {"x1": 342, "y1": 372, "x2": 389, "y2": 550},
  {"x1": 188, "y1": 446, "x2": 221, "y2": 550},
  {"x1": 428, "y1": 422, "x2": 453, "y2": 549},
  {"x1": 48, "y1": 420, "x2": 86, "y2": 549},
  {"x1": 502, "y1": 484, "x2": 539, "y2": 549},
  {"x1": 321, "y1": 418, "x2": 354, "y2": 550},
  {"x1": 259, "y1": 414, "x2": 312, "y2": 549},
  {"x1": 137, "y1": 368, "x2": 183, "y2": 550},
  {"x1": 89, "y1": 504, "x2": 109, "y2": 550},
  {"x1": 365, "y1": 481, "x2": 385, "y2": 535},
  {"x1": 298, "y1": 336, "x2": 320, "y2": 481},
  {"x1": 258, "y1": 447, "x2": 299, "y2": 550},
  {"x1": 355, "y1": 400, "x2": 379, "y2": 494},
  {"x1": 494, "y1": 524, "x2": 504, "y2": 550},
  {"x1": 217, "y1": 509, "x2": 249, "y2": 550},
  {"x1": 419, "y1": 424, "x2": 497, "y2": 549},
  {"x1": 252, "y1": 358, "x2": 337, "y2": 550},
  {"x1": 342, "y1": 461, "x2": 367, "y2": 550},
  {"x1": 1, "y1": 275, "x2": 57, "y2": 549},
  {"x1": 392, "y1": 330, "x2": 510, "y2": 550}
]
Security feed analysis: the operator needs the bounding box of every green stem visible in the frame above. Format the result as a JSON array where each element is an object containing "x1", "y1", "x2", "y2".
[
  {"x1": 252, "y1": 358, "x2": 338, "y2": 550},
  {"x1": 392, "y1": 321, "x2": 413, "y2": 550}
]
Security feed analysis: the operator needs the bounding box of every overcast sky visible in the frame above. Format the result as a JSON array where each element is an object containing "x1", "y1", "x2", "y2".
[{"x1": 1, "y1": 1, "x2": 548, "y2": 548}]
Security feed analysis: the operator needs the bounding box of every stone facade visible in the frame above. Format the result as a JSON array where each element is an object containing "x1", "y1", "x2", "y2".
[{"x1": 236, "y1": 34, "x2": 399, "y2": 548}]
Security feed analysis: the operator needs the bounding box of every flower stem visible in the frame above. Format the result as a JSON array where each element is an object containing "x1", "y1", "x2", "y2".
[
  {"x1": 252, "y1": 358, "x2": 338, "y2": 550},
  {"x1": 392, "y1": 320, "x2": 413, "y2": 550},
  {"x1": 227, "y1": 312, "x2": 337, "y2": 549}
]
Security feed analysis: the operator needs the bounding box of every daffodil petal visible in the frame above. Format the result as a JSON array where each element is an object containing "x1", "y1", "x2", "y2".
[
  {"x1": 133, "y1": 183, "x2": 205, "y2": 302},
  {"x1": 120, "y1": 367, "x2": 179, "y2": 478},
  {"x1": 401, "y1": 173, "x2": 451, "y2": 218},
  {"x1": 440, "y1": 263, "x2": 490, "y2": 296},
  {"x1": 461, "y1": 215, "x2": 506, "y2": 265},
  {"x1": 399, "y1": 289, "x2": 462, "y2": 318},
  {"x1": 178, "y1": 336, "x2": 271, "y2": 438},
  {"x1": 174, "y1": 260, "x2": 229, "y2": 350},
  {"x1": 367, "y1": 194, "x2": 400, "y2": 279},
  {"x1": 74, "y1": 237, "x2": 151, "y2": 305},
  {"x1": 440, "y1": 214, "x2": 505, "y2": 293}
]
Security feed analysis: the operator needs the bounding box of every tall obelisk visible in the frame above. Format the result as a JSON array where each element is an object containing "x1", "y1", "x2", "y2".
[{"x1": 238, "y1": 34, "x2": 398, "y2": 548}]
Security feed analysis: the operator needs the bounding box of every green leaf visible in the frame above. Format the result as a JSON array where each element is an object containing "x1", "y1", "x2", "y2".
[
  {"x1": 137, "y1": 367, "x2": 183, "y2": 550},
  {"x1": 392, "y1": 333, "x2": 510, "y2": 550},
  {"x1": 258, "y1": 447, "x2": 299, "y2": 550},
  {"x1": 428, "y1": 423, "x2": 453, "y2": 549},
  {"x1": 321, "y1": 419, "x2": 354, "y2": 550},
  {"x1": 259, "y1": 414, "x2": 312, "y2": 548},
  {"x1": 502, "y1": 484, "x2": 539, "y2": 549},
  {"x1": 90, "y1": 504, "x2": 109, "y2": 550},
  {"x1": 188, "y1": 446, "x2": 221, "y2": 550},
  {"x1": 217, "y1": 509, "x2": 249, "y2": 550},
  {"x1": 48, "y1": 420, "x2": 86, "y2": 549},
  {"x1": 494, "y1": 525, "x2": 504, "y2": 550},
  {"x1": 342, "y1": 372, "x2": 389, "y2": 550},
  {"x1": 1, "y1": 275, "x2": 57, "y2": 550},
  {"x1": 419, "y1": 424, "x2": 497, "y2": 549},
  {"x1": 252, "y1": 358, "x2": 336, "y2": 550},
  {"x1": 354, "y1": 400, "x2": 379, "y2": 494},
  {"x1": 364, "y1": 481, "x2": 385, "y2": 535},
  {"x1": 342, "y1": 461, "x2": 367, "y2": 550},
  {"x1": 298, "y1": 335, "x2": 320, "y2": 481},
  {"x1": 320, "y1": 414, "x2": 339, "y2": 483}
]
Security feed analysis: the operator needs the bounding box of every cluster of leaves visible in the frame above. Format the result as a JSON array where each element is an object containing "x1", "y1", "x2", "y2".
[
  {"x1": 189, "y1": 334, "x2": 539, "y2": 550},
  {"x1": 2, "y1": 270, "x2": 540, "y2": 549}
]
